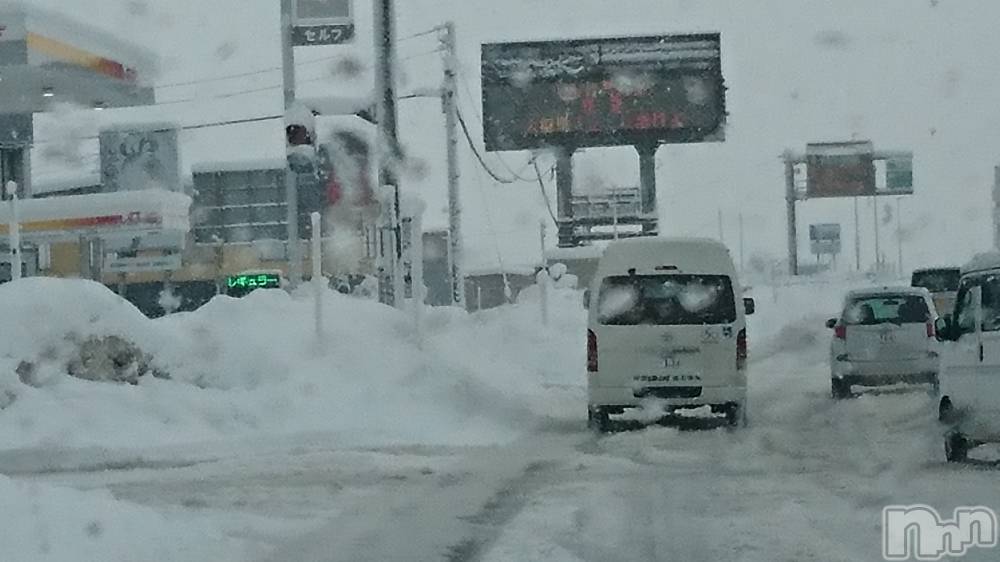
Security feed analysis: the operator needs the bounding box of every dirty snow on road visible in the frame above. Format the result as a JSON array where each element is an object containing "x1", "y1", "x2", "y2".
[{"x1": 4, "y1": 276, "x2": 1000, "y2": 561}]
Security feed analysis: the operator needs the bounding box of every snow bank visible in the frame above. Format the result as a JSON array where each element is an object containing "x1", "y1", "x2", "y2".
[
  {"x1": 0, "y1": 277, "x2": 585, "y2": 452},
  {"x1": 0, "y1": 475, "x2": 242, "y2": 562}
]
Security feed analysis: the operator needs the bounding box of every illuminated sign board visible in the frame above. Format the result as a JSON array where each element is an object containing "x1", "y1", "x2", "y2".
[
  {"x1": 481, "y1": 33, "x2": 725, "y2": 151},
  {"x1": 225, "y1": 273, "x2": 282, "y2": 294}
]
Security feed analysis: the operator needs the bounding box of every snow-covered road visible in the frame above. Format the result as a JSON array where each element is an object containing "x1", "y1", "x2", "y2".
[{"x1": 4, "y1": 278, "x2": 1000, "y2": 561}]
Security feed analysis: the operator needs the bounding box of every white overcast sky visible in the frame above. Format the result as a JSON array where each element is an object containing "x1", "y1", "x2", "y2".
[{"x1": 22, "y1": 0, "x2": 1000, "y2": 272}]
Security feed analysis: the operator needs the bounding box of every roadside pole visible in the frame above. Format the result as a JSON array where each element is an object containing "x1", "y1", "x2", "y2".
[
  {"x1": 411, "y1": 208, "x2": 425, "y2": 347},
  {"x1": 853, "y1": 197, "x2": 861, "y2": 271},
  {"x1": 784, "y1": 153, "x2": 798, "y2": 276},
  {"x1": 311, "y1": 212, "x2": 323, "y2": 345},
  {"x1": 281, "y1": 0, "x2": 302, "y2": 287},
  {"x1": 5, "y1": 181, "x2": 20, "y2": 281},
  {"x1": 539, "y1": 220, "x2": 549, "y2": 326},
  {"x1": 374, "y1": 0, "x2": 403, "y2": 308},
  {"x1": 441, "y1": 22, "x2": 465, "y2": 308}
]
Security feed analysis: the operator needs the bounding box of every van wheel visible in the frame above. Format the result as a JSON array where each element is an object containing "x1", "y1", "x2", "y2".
[
  {"x1": 588, "y1": 407, "x2": 611, "y2": 433},
  {"x1": 938, "y1": 396, "x2": 955, "y2": 424},
  {"x1": 831, "y1": 379, "x2": 851, "y2": 400},
  {"x1": 945, "y1": 431, "x2": 969, "y2": 463}
]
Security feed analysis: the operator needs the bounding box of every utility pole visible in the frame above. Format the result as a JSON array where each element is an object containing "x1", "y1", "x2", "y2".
[
  {"x1": 784, "y1": 153, "x2": 798, "y2": 276},
  {"x1": 440, "y1": 22, "x2": 465, "y2": 308},
  {"x1": 374, "y1": 0, "x2": 403, "y2": 308},
  {"x1": 896, "y1": 196, "x2": 903, "y2": 276},
  {"x1": 280, "y1": 0, "x2": 301, "y2": 287}
]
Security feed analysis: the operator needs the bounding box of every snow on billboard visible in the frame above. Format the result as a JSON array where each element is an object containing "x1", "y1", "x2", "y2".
[
  {"x1": 481, "y1": 33, "x2": 726, "y2": 151},
  {"x1": 99, "y1": 125, "x2": 181, "y2": 193}
]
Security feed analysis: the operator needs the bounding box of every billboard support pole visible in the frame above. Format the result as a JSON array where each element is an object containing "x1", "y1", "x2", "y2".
[
  {"x1": 637, "y1": 143, "x2": 658, "y2": 235},
  {"x1": 555, "y1": 147, "x2": 574, "y2": 247},
  {"x1": 872, "y1": 195, "x2": 880, "y2": 273},
  {"x1": 896, "y1": 196, "x2": 903, "y2": 275},
  {"x1": 281, "y1": 0, "x2": 302, "y2": 288},
  {"x1": 784, "y1": 153, "x2": 798, "y2": 276},
  {"x1": 854, "y1": 197, "x2": 861, "y2": 271}
]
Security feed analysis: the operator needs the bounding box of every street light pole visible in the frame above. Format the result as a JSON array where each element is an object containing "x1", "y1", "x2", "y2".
[{"x1": 281, "y1": 0, "x2": 302, "y2": 287}]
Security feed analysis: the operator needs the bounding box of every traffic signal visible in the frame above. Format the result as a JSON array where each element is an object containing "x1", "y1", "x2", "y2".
[{"x1": 285, "y1": 123, "x2": 313, "y2": 146}]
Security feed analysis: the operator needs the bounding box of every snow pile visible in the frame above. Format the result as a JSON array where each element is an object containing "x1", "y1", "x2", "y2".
[
  {"x1": 0, "y1": 277, "x2": 585, "y2": 452},
  {"x1": 0, "y1": 474, "x2": 243, "y2": 562}
]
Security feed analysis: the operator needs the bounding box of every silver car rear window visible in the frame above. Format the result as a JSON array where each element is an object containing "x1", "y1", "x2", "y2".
[{"x1": 843, "y1": 295, "x2": 929, "y2": 325}]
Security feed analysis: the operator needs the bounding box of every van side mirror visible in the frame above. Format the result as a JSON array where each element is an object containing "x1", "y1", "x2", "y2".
[
  {"x1": 935, "y1": 316, "x2": 953, "y2": 342},
  {"x1": 743, "y1": 297, "x2": 755, "y2": 316},
  {"x1": 825, "y1": 318, "x2": 838, "y2": 329},
  {"x1": 583, "y1": 288, "x2": 591, "y2": 308}
]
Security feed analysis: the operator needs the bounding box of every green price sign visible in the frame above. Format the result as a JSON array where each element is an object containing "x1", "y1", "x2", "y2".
[{"x1": 226, "y1": 273, "x2": 282, "y2": 291}]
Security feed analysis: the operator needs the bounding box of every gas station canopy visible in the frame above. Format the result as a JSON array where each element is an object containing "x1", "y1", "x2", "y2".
[
  {"x1": 0, "y1": 189, "x2": 190, "y2": 245},
  {"x1": 0, "y1": 2, "x2": 157, "y2": 115}
]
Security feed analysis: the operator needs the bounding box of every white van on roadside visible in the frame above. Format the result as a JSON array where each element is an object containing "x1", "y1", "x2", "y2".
[
  {"x1": 586, "y1": 237, "x2": 755, "y2": 431},
  {"x1": 935, "y1": 252, "x2": 1000, "y2": 461}
]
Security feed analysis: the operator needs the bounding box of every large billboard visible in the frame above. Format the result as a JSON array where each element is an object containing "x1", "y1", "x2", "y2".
[
  {"x1": 100, "y1": 126, "x2": 181, "y2": 193},
  {"x1": 805, "y1": 141, "x2": 876, "y2": 198},
  {"x1": 481, "y1": 33, "x2": 726, "y2": 151}
]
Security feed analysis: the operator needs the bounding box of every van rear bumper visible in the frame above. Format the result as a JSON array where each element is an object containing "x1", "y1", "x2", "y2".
[{"x1": 589, "y1": 384, "x2": 746, "y2": 409}]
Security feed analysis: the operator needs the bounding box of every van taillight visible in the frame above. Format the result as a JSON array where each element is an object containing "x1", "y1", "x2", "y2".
[
  {"x1": 834, "y1": 325, "x2": 846, "y2": 340},
  {"x1": 926, "y1": 322, "x2": 935, "y2": 338},
  {"x1": 587, "y1": 329, "x2": 598, "y2": 373},
  {"x1": 737, "y1": 328, "x2": 747, "y2": 370}
]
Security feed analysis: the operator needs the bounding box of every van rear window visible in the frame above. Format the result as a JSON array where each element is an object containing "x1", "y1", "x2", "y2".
[
  {"x1": 911, "y1": 269, "x2": 960, "y2": 293},
  {"x1": 597, "y1": 274, "x2": 736, "y2": 326}
]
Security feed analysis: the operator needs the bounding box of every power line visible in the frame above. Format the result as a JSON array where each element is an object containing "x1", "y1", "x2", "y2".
[
  {"x1": 455, "y1": 108, "x2": 519, "y2": 184},
  {"x1": 156, "y1": 55, "x2": 342, "y2": 89},
  {"x1": 400, "y1": 46, "x2": 445, "y2": 63},
  {"x1": 455, "y1": 72, "x2": 539, "y2": 183},
  {"x1": 155, "y1": 72, "x2": 343, "y2": 106}
]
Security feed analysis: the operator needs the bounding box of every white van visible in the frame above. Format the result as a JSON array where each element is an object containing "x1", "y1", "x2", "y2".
[
  {"x1": 936, "y1": 252, "x2": 1000, "y2": 461},
  {"x1": 586, "y1": 237, "x2": 754, "y2": 431}
]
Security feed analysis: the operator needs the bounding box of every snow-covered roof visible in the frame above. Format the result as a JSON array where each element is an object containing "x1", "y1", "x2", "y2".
[
  {"x1": 545, "y1": 244, "x2": 606, "y2": 260},
  {"x1": 31, "y1": 172, "x2": 101, "y2": 195},
  {"x1": 190, "y1": 158, "x2": 287, "y2": 174},
  {"x1": 911, "y1": 265, "x2": 961, "y2": 274},
  {"x1": 0, "y1": 2, "x2": 159, "y2": 79},
  {"x1": 962, "y1": 251, "x2": 1000, "y2": 275}
]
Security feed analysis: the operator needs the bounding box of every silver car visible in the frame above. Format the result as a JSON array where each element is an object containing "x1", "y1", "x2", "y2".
[{"x1": 826, "y1": 286, "x2": 940, "y2": 399}]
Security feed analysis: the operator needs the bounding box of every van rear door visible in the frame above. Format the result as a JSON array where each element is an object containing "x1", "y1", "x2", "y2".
[{"x1": 593, "y1": 274, "x2": 739, "y2": 394}]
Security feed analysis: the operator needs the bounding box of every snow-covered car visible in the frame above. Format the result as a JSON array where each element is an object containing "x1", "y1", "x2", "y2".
[
  {"x1": 911, "y1": 266, "x2": 960, "y2": 318},
  {"x1": 826, "y1": 286, "x2": 940, "y2": 399},
  {"x1": 935, "y1": 253, "x2": 1000, "y2": 461},
  {"x1": 586, "y1": 237, "x2": 754, "y2": 431}
]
